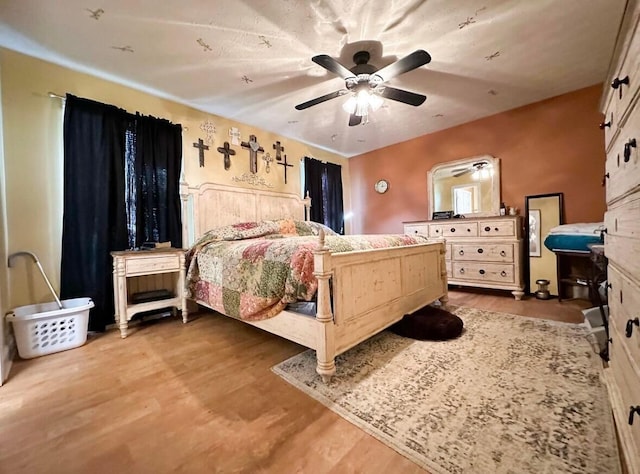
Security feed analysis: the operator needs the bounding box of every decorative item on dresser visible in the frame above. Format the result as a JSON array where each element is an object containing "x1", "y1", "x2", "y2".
[
  {"x1": 601, "y1": 0, "x2": 640, "y2": 471},
  {"x1": 111, "y1": 248, "x2": 188, "y2": 339},
  {"x1": 404, "y1": 215, "x2": 524, "y2": 300}
]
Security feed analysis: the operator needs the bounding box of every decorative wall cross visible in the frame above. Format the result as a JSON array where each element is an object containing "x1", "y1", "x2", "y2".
[
  {"x1": 272, "y1": 141, "x2": 285, "y2": 161},
  {"x1": 262, "y1": 153, "x2": 274, "y2": 173},
  {"x1": 278, "y1": 154, "x2": 294, "y2": 184},
  {"x1": 193, "y1": 138, "x2": 209, "y2": 167},
  {"x1": 229, "y1": 127, "x2": 241, "y2": 145},
  {"x1": 241, "y1": 135, "x2": 264, "y2": 174},
  {"x1": 216, "y1": 141, "x2": 236, "y2": 170}
]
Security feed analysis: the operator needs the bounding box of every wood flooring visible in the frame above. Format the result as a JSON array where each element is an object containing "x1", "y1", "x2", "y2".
[{"x1": 0, "y1": 290, "x2": 596, "y2": 473}]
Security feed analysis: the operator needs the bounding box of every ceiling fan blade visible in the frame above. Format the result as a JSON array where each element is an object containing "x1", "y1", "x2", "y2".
[
  {"x1": 348, "y1": 114, "x2": 362, "y2": 127},
  {"x1": 379, "y1": 86, "x2": 426, "y2": 106},
  {"x1": 374, "y1": 50, "x2": 431, "y2": 81},
  {"x1": 295, "y1": 90, "x2": 347, "y2": 110},
  {"x1": 312, "y1": 55, "x2": 355, "y2": 79}
]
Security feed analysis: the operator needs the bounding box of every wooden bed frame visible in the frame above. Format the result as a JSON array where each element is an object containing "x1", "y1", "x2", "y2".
[{"x1": 180, "y1": 181, "x2": 448, "y2": 382}]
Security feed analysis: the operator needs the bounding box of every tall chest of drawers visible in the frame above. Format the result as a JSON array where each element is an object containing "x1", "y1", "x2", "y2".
[
  {"x1": 404, "y1": 216, "x2": 524, "y2": 300},
  {"x1": 601, "y1": 0, "x2": 640, "y2": 471}
]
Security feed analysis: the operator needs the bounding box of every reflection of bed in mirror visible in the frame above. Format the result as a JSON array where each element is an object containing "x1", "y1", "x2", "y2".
[{"x1": 180, "y1": 181, "x2": 448, "y2": 382}]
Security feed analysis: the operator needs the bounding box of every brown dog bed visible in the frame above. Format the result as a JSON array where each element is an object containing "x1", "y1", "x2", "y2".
[{"x1": 389, "y1": 305, "x2": 464, "y2": 341}]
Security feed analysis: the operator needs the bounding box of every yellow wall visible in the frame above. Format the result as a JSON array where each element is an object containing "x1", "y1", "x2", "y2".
[
  {"x1": 0, "y1": 48, "x2": 350, "y2": 309},
  {"x1": 528, "y1": 196, "x2": 561, "y2": 295}
]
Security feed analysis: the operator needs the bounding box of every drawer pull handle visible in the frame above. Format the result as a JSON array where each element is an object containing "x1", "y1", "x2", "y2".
[
  {"x1": 479, "y1": 269, "x2": 485, "y2": 275},
  {"x1": 624, "y1": 138, "x2": 637, "y2": 163},
  {"x1": 500, "y1": 271, "x2": 507, "y2": 277},
  {"x1": 435, "y1": 229, "x2": 440, "y2": 233},
  {"x1": 459, "y1": 268, "x2": 465, "y2": 274},
  {"x1": 500, "y1": 250, "x2": 506, "y2": 257},
  {"x1": 459, "y1": 250, "x2": 465, "y2": 256},
  {"x1": 625, "y1": 317, "x2": 640, "y2": 338},
  {"x1": 599, "y1": 120, "x2": 611, "y2": 129},
  {"x1": 629, "y1": 406, "x2": 640, "y2": 426},
  {"x1": 611, "y1": 75, "x2": 629, "y2": 99},
  {"x1": 450, "y1": 228, "x2": 456, "y2": 233},
  {"x1": 467, "y1": 228, "x2": 472, "y2": 232},
  {"x1": 494, "y1": 227, "x2": 499, "y2": 231},
  {"x1": 477, "y1": 248, "x2": 483, "y2": 254},
  {"x1": 484, "y1": 226, "x2": 490, "y2": 232}
]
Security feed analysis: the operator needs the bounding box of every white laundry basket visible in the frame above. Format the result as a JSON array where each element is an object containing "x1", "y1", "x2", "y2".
[{"x1": 6, "y1": 297, "x2": 94, "y2": 359}]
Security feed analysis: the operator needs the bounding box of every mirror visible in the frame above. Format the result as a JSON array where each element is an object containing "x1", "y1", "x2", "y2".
[
  {"x1": 428, "y1": 155, "x2": 501, "y2": 218},
  {"x1": 524, "y1": 193, "x2": 564, "y2": 295}
]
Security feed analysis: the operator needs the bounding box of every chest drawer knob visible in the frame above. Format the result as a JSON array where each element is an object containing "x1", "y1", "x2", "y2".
[
  {"x1": 624, "y1": 138, "x2": 636, "y2": 162},
  {"x1": 500, "y1": 250, "x2": 506, "y2": 257},
  {"x1": 459, "y1": 268, "x2": 465, "y2": 274},
  {"x1": 602, "y1": 173, "x2": 609, "y2": 187},
  {"x1": 611, "y1": 75, "x2": 629, "y2": 99},
  {"x1": 484, "y1": 226, "x2": 490, "y2": 232},
  {"x1": 459, "y1": 249, "x2": 464, "y2": 256},
  {"x1": 450, "y1": 228, "x2": 455, "y2": 233},
  {"x1": 479, "y1": 269, "x2": 485, "y2": 275},
  {"x1": 629, "y1": 406, "x2": 640, "y2": 426},
  {"x1": 477, "y1": 248, "x2": 483, "y2": 254},
  {"x1": 500, "y1": 271, "x2": 507, "y2": 277},
  {"x1": 625, "y1": 317, "x2": 639, "y2": 338},
  {"x1": 599, "y1": 120, "x2": 611, "y2": 129}
]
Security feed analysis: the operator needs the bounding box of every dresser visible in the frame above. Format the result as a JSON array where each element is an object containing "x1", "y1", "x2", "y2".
[
  {"x1": 404, "y1": 216, "x2": 524, "y2": 300},
  {"x1": 601, "y1": 0, "x2": 640, "y2": 471},
  {"x1": 111, "y1": 248, "x2": 188, "y2": 338}
]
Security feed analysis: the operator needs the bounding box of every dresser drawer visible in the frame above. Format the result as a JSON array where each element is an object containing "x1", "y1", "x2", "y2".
[
  {"x1": 609, "y1": 327, "x2": 640, "y2": 456},
  {"x1": 451, "y1": 262, "x2": 514, "y2": 284},
  {"x1": 608, "y1": 264, "x2": 640, "y2": 370},
  {"x1": 605, "y1": 105, "x2": 640, "y2": 205},
  {"x1": 404, "y1": 223, "x2": 429, "y2": 236},
  {"x1": 604, "y1": 195, "x2": 640, "y2": 239},
  {"x1": 429, "y1": 222, "x2": 478, "y2": 238},
  {"x1": 479, "y1": 219, "x2": 516, "y2": 237},
  {"x1": 125, "y1": 254, "x2": 181, "y2": 275},
  {"x1": 451, "y1": 243, "x2": 514, "y2": 263}
]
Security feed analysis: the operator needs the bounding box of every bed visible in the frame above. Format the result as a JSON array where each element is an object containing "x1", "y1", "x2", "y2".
[
  {"x1": 180, "y1": 181, "x2": 448, "y2": 382},
  {"x1": 543, "y1": 222, "x2": 605, "y2": 254}
]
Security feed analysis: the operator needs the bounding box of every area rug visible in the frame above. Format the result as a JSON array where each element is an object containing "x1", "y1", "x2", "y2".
[{"x1": 272, "y1": 306, "x2": 620, "y2": 474}]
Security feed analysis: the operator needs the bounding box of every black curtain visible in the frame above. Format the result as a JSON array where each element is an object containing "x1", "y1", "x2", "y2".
[
  {"x1": 133, "y1": 114, "x2": 183, "y2": 248},
  {"x1": 61, "y1": 96, "x2": 183, "y2": 332},
  {"x1": 60, "y1": 95, "x2": 129, "y2": 331},
  {"x1": 304, "y1": 157, "x2": 344, "y2": 234},
  {"x1": 304, "y1": 157, "x2": 325, "y2": 224},
  {"x1": 323, "y1": 162, "x2": 344, "y2": 234}
]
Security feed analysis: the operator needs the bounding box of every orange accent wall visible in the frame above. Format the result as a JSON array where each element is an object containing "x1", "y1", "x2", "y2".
[{"x1": 349, "y1": 85, "x2": 606, "y2": 234}]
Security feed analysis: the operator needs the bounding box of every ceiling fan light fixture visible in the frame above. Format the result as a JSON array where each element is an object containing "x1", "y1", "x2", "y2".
[{"x1": 342, "y1": 90, "x2": 383, "y2": 118}]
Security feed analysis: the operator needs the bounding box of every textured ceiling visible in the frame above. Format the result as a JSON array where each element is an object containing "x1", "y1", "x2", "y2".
[{"x1": 0, "y1": 0, "x2": 627, "y2": 157}]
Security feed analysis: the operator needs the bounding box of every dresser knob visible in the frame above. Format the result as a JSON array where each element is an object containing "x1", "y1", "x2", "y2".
[
  {"x1": 500, "y1": 250, "x2": 506, "y2": 257},
  {"x1": 484, "y1": 226, "x2": 490, "y2": 232},
  {"x1": 500, "y1": 271, "x2": 507, "y2": 277},
  {"x1": 611, "y1": 75, "x2": 629, "y2": 99},
  {"x1": 450, "y1": 228, "x2": 456, "y2": 233},
  {"x1": 624, "y1": 138, "x2": 637, "y2": 162},
  {"x1": 477, "y1": 248, "x2": 483, "y2": 254},
  {"x1": 479, "y1": 269, "x2": 485, "y2": 275},
  {"x1": 459, "y1": 250, "x2": 464, "y2": 256},
  {"x1": 626, "y1": 317, "x2": 640, "y2": 338},
  {"x1": 629, "y1": 406, "x2": 640, "y2": 426},
  {"x1": 599, "y1": 120, "x2": 611, "y2": 129},
  {"x1": 459, "y1": 268, "x2": 465, "y2": 274}
]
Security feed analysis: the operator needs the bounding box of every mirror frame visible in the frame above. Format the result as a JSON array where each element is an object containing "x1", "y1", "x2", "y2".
[{"x1": 427, "y1": 155, "x2": 501, "y2": 218}]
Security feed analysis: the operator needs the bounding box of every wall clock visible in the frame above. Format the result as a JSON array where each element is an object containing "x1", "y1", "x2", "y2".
[{"x1": 374, "y1": 179, "x2": 389, "y2": 194}]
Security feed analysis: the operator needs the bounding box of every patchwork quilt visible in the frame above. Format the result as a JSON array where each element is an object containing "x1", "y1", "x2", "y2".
[{"x1": 185, "y1": 219, "x2": 431, "y2": 321}]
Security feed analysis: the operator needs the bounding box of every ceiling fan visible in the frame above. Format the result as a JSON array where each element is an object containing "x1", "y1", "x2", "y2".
[
  {"x1": 295, "y1": 49, "x2": 431, "y2": 126},
  {"x1": 452, "y1": 161, "x2": 490, "y2": 178}
]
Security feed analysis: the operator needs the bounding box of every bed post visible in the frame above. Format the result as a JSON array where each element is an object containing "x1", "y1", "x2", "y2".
[
  {"x1": 303, "y1": 192, "x2": 311, "y2": 222},
  {"x1": 439, "y1": 239, "x2": 449, "y2": 306},
  {"x1": 180, "y1": 180, "x2": 190, "y2": 247},
  {"x1": 313, "y1": 229, "x2": 336, "y2": 383}
]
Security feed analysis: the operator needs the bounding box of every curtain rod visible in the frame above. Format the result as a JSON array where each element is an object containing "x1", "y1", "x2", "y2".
[{"x1": 48, "y1": 92, "x2": 65, "y2": 100}]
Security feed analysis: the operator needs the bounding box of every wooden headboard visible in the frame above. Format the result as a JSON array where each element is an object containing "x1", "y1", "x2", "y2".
[{"x1": 180, "y1": 181, "x2": 310, "y2": 245}]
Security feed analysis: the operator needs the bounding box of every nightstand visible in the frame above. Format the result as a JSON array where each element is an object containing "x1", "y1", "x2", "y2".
[{"x1": 111, "y1": 248, "x2": 188, "y2": 338}]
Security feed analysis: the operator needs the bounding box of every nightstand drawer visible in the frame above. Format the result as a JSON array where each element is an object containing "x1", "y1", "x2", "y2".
[{"x1": 125, "y1": 255, "x2": 180, "y2": 275}]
